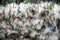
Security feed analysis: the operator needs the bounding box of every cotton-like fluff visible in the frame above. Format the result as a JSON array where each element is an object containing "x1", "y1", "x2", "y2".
[
  {"x1": 39, "y1": 34, "x2": 47, "y2": 40},
  {"x1": 38, "y1": 6, "x2": 44, "y2": 13},
  {"x1": 38, "y1": 2, "x2": 51, "y2": 14},
  {"x1": 32, "y1": 4, "x2": 38, "y2": 10},
  {"x1": 19, "y1": 3, "x2": 28, "y2": 12},
  {"x1": 10, "y1": 8, "x2": 17, "y2": 17},
  {"x1": 43, "y1": 27, "x2": 51, "y2": 34},
  {"x1": 35, "y1": 19, "x2": 44, "y2": 30},
  {"x1": 40, "y1": 2, "x2": 50, "y2": 8},
  {"x1": 10, "y1": 3, "x2": 18, "y2": 17},
  {"x1": 19, "y1": 3, "x2": 29, "y2": 18},
  {"x1": 30, "y1": 30, "x2": 37, "y2": 38},
  {"x1": 47, "y1": 35, "x2": 58, "y2": 40},
  {"x1": 0, "y1": 6, "x2": 5, "y2": 20},
  {"x1": 0, "y1": 21, "x2": 7, "y2": 28},
  {"x1": 12, "y1": 18, "x2": 19, "y2": 28},
  {"x1": 5, "y1": 3, "x2": 18, "y2": 17},
  {"x1": 53, "y1": 4, "x2": 60, "y2": 19},
  {"x1": 31, "y1": 19, "x2": 40, "y2": 25},
  {"x1": 0, "y1": 6, "x2": 5, "y2": 14},
  {"x1": 4, "y1": 7, "x2": 10, "y2": 19},
  {"x1": 6, "y1": 3, "x2": 18, "y2": 8},
  {"x1": 0, "y1": 2, "x2": 60, "y2": 40},
  {"x1": 6, "y1": 29, "x2": 18, "y2": 35}
]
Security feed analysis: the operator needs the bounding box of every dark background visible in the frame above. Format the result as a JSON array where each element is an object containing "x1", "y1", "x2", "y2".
[{"x1": 0, "y1": 0, "x2": 60, "y2": 6}]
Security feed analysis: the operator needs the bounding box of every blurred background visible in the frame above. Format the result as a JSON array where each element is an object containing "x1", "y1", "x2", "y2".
[{"x1": 0, "y1": 0, "x2": 60, "y2": 6}]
